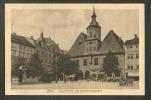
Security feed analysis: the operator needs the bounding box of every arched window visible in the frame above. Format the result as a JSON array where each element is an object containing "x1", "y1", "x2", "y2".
[
  {"x1": 94, "y1": 58, "x2": 98, "y2": 65},
  {"x1": 90, "y1": 33, "x2": 92, "y2": 38}
]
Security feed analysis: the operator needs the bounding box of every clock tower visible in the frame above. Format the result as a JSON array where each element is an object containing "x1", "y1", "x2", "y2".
[{"x1": 84, "y1": 7, "x2": 101, "y2": 54}]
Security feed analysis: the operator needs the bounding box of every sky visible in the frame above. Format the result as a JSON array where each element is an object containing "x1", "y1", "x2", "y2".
[{"x1": 11, "y1": 9, "x2": 139, "y2": 50}]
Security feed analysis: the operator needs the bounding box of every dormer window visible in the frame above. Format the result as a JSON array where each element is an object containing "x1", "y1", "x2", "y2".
[
  {"x1": 127, "y1": 46, "x2": 129, "y2": 49},
  {"x1": 90, "y1": 33, "x2": 92, "y2": 38},
  {"x1": 130, "y1": 45, "x2": 133, "y2": 48},
  {"x1": 79, "y1": 39, "x2": 83, "y2": 45},
  {"x1": 79, "y1": 41, "x2": 83, "y2": 45}
]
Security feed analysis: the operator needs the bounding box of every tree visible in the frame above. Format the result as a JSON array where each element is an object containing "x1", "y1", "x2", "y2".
[
  {"x1": 27, "y1": 52, "x2": 43, "y2": 78},
  {"x1": 11, "y1": 56, "x2": 26, "y2": 76},
  {"x1": 52, "y1": 53, "x2": 79, "y2": 82},
  {"x1": 103, "y1": 50, "x2": 119, "y2": 80},
  {"x1": 60, "y1": 54, "x2": 79, "y2": 75}
]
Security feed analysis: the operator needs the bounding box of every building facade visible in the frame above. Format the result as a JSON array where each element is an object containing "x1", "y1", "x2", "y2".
[
  {"x1": 69, "y1": 8, "x2": 125, "y2": 76},
  {"x1": 11, "y1": 33, "x2": 35, "y2": 67},
  {"x1": 11, "y1": 32, "x2": 61, "y2": 72},
  {"x1": 124, "y1": 34, "x2": 139, "y2": 79},
  {"x1": 36, "y1": 32, "x2": 61, "y2": 72}
]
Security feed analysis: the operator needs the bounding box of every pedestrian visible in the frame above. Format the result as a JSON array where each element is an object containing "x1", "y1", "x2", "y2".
[{"x1": 17, "y1": 66, "x2": 23, "y2": 84}]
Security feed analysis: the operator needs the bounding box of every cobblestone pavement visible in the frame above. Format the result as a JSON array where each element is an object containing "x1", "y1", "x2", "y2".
[{"x1": 12, "y1": 79, "x2": 139, "y2": 89}]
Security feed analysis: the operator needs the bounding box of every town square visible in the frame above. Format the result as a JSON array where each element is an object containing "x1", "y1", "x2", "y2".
[{"x1": 5, "y1": 4, "x2": 145, "y2": 95}]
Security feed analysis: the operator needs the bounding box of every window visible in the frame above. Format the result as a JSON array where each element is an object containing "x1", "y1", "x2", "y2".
[
  {"x1": 127, "y1": 46, "x2": 129, "y2": 49},
  {"x1": 136, "y1": 53, "x2": 139, "y2": 59},
  {"x1": 130, "y1": 45, "x2": 133, "y2": 48},
  {"x1": 127, "y1": 55, "x2": 130, "y2": 59},
  {"x1": 94, "y1": 35, "x2": 96, "y2": 38},
  {"x1": 136, "y1": 65, "x2": 139, "y2": 69},
  {"x1": 131, "y1": 54, "x2": 133, "y2": 59},
  {"x1": 131, "y1": 66, "x2": 133, "y2": 69},
  {"x1": 136, "y1": 45, "x2": 138, "y2": 48},
  {"x1": 127, "y1": 65, "x2": 130, "y2": 69},
  {"x1": 128, "y1": 54, "x2": 133, "y2": 59},
  {"x1": 94, "y1": 58, "x2": 98, "y2": 65},
  {"x1": 90, "y1": 33, "x2": 92, "y2": 38},
  {"x1": 79, "y1": 41, "x2": 83, "y2": 45},
  {"x1": 89, "y1": 42, "x2": 92, "y2": 44},
  {"x1": 83, "y1": 59, "x2": 87, "y2": 66}
]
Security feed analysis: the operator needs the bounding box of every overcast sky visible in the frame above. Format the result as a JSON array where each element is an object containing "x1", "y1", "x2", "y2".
[{"x1": 12, "y1": 9, "x2": 139, "y2": 50}]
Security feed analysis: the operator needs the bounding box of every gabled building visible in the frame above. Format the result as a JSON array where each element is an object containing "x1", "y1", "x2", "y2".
[
  {"x1": 11, "y1": 33, "x2": 35, "y2": 66},
  {"x1": 36, "y1": 32, "x2": 61, "y2": 71},
  {"x1": 11, "y1": 32, "x2": 61, "y2": 72},
  {"x1": 69, "y1": 32, "x2": 87, "y2": 57},
  {"x1": 124, "y1": 34, "x2": 139, "y2": 80},
  {"x1": 69, "y1": 8, "x2": 125, "y2": 76}
]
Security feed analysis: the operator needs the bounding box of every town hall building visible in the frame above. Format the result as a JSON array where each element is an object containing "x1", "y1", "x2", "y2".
[{"x1": 69, "y1": 8, "x2": 125, "y2": 76}]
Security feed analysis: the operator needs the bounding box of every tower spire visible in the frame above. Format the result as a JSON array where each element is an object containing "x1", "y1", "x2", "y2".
[
  {"x1": 40, "y1": 27, "x2": 44, "y2": 38},
  {"x1": 91, "y1": 6, "x2": 96, "y2": 21},
  {"x1": 93, "y1": 6, "x2": 95, "y2": 14}
]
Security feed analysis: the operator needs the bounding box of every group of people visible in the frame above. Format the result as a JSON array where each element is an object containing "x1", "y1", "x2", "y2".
[{"x1": 16, "y1": 66, "x2": 132, "y2": 85}]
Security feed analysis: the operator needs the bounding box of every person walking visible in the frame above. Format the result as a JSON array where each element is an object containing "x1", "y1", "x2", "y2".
[{"x1": 17, "y1": 66, "x2": 24, "y2": 84}]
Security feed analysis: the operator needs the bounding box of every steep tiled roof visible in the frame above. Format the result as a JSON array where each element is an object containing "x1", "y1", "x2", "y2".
[
  {"x1": 69, "y1": 32, "x2": 87, "y2": 57},
  {"x1": 87, "y1": 8, "x2": 101, "y2": 29},
  {"x1": 69, "y1": 30, "x2": 124, "y2": 57},
  {"x1": 125, "y1": 35, "x2": 139, "y2": 45},
  {"x1": 26, "y1": 38, "x2": 37, "y2": 47},
  {"x1": 87, "y1": 21, "x2": 100, "y2": 28},
  {"x1": 11, "y1": 34, "x2": 35, "y2": 48},
  {"x1": 45, "y1": 38, "x2": 61, "y2": 53},
  {"x1": 99, "y1": 30, "x2": 124, "y2": 53}
]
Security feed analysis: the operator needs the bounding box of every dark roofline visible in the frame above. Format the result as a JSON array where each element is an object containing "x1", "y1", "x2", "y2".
[
  {"x1": 86, "y1": 38, "x2": 101, "y2": 42},
  {"x1": 103, "y1": 30, "x2": 124, "y2": 48},
  {"x1": 69, "y1": 32, "x2": 87, "y2": 52},
  {"x1": 87, "y1": 23, "x2": 101, "y2": 29},
  {"x1": 11, "y1": 34, "x2": 35, "y2": 48},
  {"x1": 125, "y1": 37, "x2": 139, "y2": 45},
  {"x1": 70, "y1": 52, "x2": 124, "y2": 58}
]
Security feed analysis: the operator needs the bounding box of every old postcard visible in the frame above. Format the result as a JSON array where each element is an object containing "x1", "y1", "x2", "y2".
[{"x1": 5, "y1": 4, "x2": 145, "y2": 95}]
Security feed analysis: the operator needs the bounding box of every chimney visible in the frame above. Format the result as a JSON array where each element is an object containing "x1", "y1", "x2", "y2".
[
  {"x1": 41, "y1": 32, "x2": 44, "y2": 38},
  {"x1": 12, "y1": 32, "x2": 16, "y2": 35},
  {"x1": 31, "y1": 36, "x2": 33, "y2": 39},
  {"x1": 134, "y1": 34, "x2": 138, "y2": 38},
  {"x1": 110, "y1": 29, "x2": 114, "y2": 33}
]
